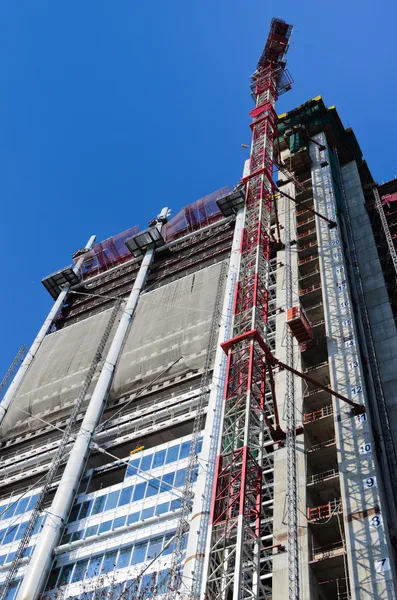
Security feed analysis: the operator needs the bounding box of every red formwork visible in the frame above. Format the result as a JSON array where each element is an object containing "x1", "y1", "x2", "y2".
[
  {"x1": 76, "y1": 226, "x2": 139, "y2": 280},
  {"x1": 162, "y1": 187, "x2": 229, "y2": 242}
]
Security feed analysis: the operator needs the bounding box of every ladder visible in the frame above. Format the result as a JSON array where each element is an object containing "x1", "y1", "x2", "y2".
[
  {"x1": 373, "y1": 187, "x2": 397, "y2": 278},
  {"x1": 0, "y1": 345, "x2": 27, "y2": 397}
]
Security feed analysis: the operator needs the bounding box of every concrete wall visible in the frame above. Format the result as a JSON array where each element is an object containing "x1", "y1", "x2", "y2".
[
  {"x1": 313, "y1": 141, "x2": 396, "y2": 599},
  {"x1": 342, "y1": 161, "x2": 397, "y2": 458}
]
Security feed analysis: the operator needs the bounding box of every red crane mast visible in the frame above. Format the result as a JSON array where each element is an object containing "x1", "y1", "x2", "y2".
[{"x1": 205, "y1": 18, "x2": 293, "y2": 600}]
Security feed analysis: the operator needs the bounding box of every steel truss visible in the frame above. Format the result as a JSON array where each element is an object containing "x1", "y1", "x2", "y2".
[{"x1": 205, "y1": 18, "x2": 293, "y2": 600}]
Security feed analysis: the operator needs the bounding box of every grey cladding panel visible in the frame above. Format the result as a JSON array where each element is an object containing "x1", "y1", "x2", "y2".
[
  {"x1": 1, "y1": 309, "x2": 117, "y2": 438},
  {"x1": 111, "y1": 262, "x2": 225, "y2": 399}
]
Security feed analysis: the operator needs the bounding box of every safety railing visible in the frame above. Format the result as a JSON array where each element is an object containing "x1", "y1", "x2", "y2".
[
  {"x1": 308, "y1": 498, "x2": 342, "y2": 521},
  {"x1": 308, "y1": 467, "x2": 338, "y2": 485},
  {"x1": 304, "y1": 404, "x2": 333, "y2": 424}
]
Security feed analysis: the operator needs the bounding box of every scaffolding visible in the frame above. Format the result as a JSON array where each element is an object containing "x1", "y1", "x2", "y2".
[{"x1": 204, "y1": 18, "x2": 293, "y2": 600}]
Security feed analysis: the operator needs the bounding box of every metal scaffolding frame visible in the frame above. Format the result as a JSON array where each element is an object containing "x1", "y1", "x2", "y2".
[{"x1": 204, "y1": 18, "x2": 293, "y2": 600}]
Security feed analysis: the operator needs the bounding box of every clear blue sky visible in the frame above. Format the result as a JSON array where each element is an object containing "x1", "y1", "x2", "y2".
[{"x1": 1, "y1": 0, "x2": 396, "y2": 377}]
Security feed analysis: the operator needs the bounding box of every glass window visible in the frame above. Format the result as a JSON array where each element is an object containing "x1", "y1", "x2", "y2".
[
  {"x1": 104, "y1": 490, "x2": 119, "y2": 512},
  {"x1": 192, "y1": 465, "x2": 199, "y2": 483},
  {"x1": 160, "y1": 472, "x2": 174, "y2": 493},
  {"x1": 6, "y1": 552, "x2": 16, "y2": 563},
  {"x1": 197, "y1": 438, "x2": 203, "y2": 454},
  {"x1": 141, "y1": 507, "x2": 154, "y2": 520},
  {"x1": 4, "y1": 580, "x2": 18, "y2": 600},
  {"x1": 27, "y1": 494, "x2": 39, "y2": 511},
  {"x1": 71, "y1": 558, "x2": 89, "y2": 583},
  {"x1": 22, "y1": 546, "x2": 33, "y2": 558},
  {"x1": 15, "y1": 521, "x2": 28, "y2": 541},
  {"x1": 163, "y1": 533, "x2": 175, "y2": 555},
  {"x1": 91, "y1": 495, "x2": 106, "y2": 516},
  {"x1": 119, "y1": 486, "x2": 133, "y2": 506},
  {"x1": 32, "y1": 516, "x2": 44, "y2": 535},
  {"x1": 175, "y1": 468, "x2": 186, "y2": 487},
  {"x1": 0, "y1": 505, "x2": 7, "y2": 521},
  {"x1": 157, "y1": 569, "x2": 170, "y2": 594},
  {"x1": 86, "y1": 555, "x2": 103, "y2": 579},
  {"x1": 71, "y1": 530, "x2": 83, "y2": 542},
  {"x1": 117, "y1": 545, "x2": 132, "y2": 569},
  {"x1": 101, "y1": 550, "x2": 118, "y2": 574},
  {"x1": 78, "y1": 499, "x2": 92, "y2": 520},
  {"x1": 98, "y1": 520, "x2": 112, "y2": 534},
  {"x1": 125, "y1": 581, "x2": 140, "y2": 597},
  {"x1": 4, "y1": 525, "x2": 18, "y2": 544},
  {"x1": 155, "y1": 502, "x2": 169, "y2": 516},
  {"x1": 3, "y1": 503, "x2": 16, "y2": 520},
  {"x1": 59, "y1": 563, "x2": 74, "y2": 586},
  {"x1": 141, "y1": 573, "x2": 156, "y2": 596},
  {"x1": 152, "y1": 449, "x2": 166, "y2": 469},
  {"x1": 61, "y1": 533, "x2": 72, "y2": 546},
  {"x1": 45, "y1": 567, "x2": 60, "y2": 591},
  {"x1": 166, "y1": 445, "x2": 179, "y2": 464},
  {"x1": 131, "y1": 540, "x2": 148, "y2": 565},
  {"x1": 126, "y1": 459, "x2": 140, "y2": 478},
  {"x1": 179, "y1": 441, "x2": 191, "y2": 460},
  {"x1": 170, "y1": 498, "x2": 182, "y2": 511},
  {"x1": 14, "y1": 497, "x2": 29, "y2": 516},
  {"x1": 0, "y1": 528, "x2": 7, "y2": 543},
  {"x1": 80, "y1": 593, "x2": 93, "y2": 600},
  {"x1": 146, "y1": 479, "x2": 160, "y2": 498},
  {"x1": 147, "y1": 536, "x2": 162, "y2": 560},
  {"x1": 113, "y1": 515, "x2": 126, "y2": 529},
  {"x1": 132, "y1": 483, "x2": 146, "y2": 502},
  {"x1": 0, "y1": 554, "x2": 6, "y2": 566},
  {"x1": 110, "y1": 583, "x2": 123, "y2": 598},
  {"x1": 68, "y1": 503, "x2": 80, "y2": 523},
  {"x1": 127, "y1": 512, "x2": 139, "y2": 525},
  {"x1": 140, "y1": 455, "x2": 153, "y2": 471},
  {"x1": 85, "y1": 524, "x2": 98, "y2": 538}
]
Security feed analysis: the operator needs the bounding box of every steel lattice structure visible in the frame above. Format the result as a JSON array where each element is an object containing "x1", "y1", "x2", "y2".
[{"x1": 205, "y1": 18, "x2": 293, "y2": 600}]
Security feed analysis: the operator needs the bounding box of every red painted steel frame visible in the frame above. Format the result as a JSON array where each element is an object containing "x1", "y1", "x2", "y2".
[{"x1": 205, "y1": 18, "x2": 293, "y2": 600}]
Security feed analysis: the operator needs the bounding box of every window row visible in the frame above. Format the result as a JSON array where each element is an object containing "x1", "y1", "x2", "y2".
[
  {"x1": 46, "y1": 532, "x2": 186, "y2": 590},
  {"x1": 43, "y1": 568, "x2": 181, "y2": 600},
  {"x1": 0, "y1": 516, "x2": 44, "y2": 547},
  {"x1": 62, "y1": 498, "x2": 182, "y2": 545},
  {"x1": 125, "y1": 438, "x2": 202, "y2": 479},
  {"x1": 0, "y1": 494, "x2": 39, "y2": 523},
  {"x1": 68, "y1": 466, "x2": 197, "y2": 524},
  {"x1": 0, "y1": 545, "x2": 34, "y2": 567}
]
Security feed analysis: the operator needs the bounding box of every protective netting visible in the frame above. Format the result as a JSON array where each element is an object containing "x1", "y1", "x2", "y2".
[
  {"x1": 162, "y1": 188, "x2": 229, "y2": 242},
  {"x1": 111, "y1": 262, "x2": 225, "y2": 399},
  {"x1": 77, "y1": 226, "x2": 139, "y2": 280},
  {"x1": 0, "y1": 309, "x2": 118, "y2": 438}
]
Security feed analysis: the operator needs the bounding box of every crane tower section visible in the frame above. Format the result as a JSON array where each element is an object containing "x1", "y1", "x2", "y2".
[{"x1": 205, "y1": 18, "x2": 293, "y2": 600}]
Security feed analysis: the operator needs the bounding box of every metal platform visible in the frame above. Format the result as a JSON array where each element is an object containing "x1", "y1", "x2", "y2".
[
  {"x1": 125, "y1": 227, "x2": 165, "y2": 258},
  {"x1": 216, "y1": 188, "x2": 245, "y2": 217},
  {"x1": 42, "y1": 266, "x2": 81, "y2": 300}
]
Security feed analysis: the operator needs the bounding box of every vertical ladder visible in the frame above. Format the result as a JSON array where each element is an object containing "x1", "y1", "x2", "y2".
[
  {"x1": 0, "y1": 346, "x2": 27, "y2": 396},
  {"x1": 284, "y1": 189, "x2": 300, "y2": 600},
  {"x1": 373, "y1": 187, "x2": 397, "y2": 277}
]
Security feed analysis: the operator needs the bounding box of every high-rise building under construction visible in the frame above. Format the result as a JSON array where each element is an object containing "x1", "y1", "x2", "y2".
[{"x1": 1, "y1": 17, "x2": 397, "y2": 600}]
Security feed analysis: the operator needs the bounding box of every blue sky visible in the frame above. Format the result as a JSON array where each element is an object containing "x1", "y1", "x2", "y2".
[{"x1": 1, "y1": 0, "x2": 396, "y2": 377}]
